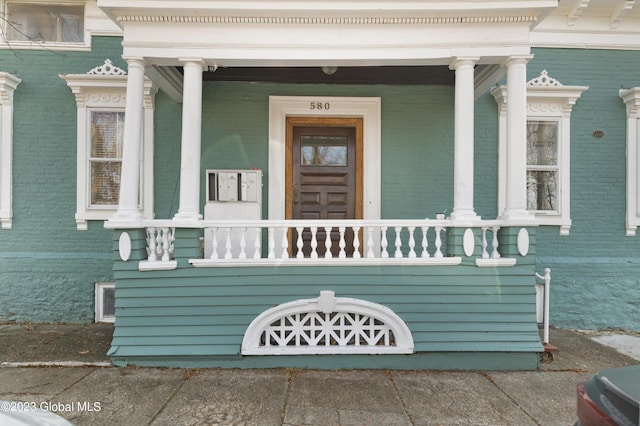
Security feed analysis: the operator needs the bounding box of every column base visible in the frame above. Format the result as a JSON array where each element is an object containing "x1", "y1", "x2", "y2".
[
  {"x1": 449, "y1": 210, "x2": 480, "y2": 221},
  {"x1": 173, "y1": 210, "x2": 203, "y2": 223},
  {"x1": 105, "y1": 210, "x2": 144, "y2": 229},
  {"x1": 499, "y1": 209, "x2": 535, "y2": 222}
]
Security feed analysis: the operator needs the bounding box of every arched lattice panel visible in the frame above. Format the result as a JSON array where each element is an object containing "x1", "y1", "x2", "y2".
[{"x1": 241, "y1": 291, "x2": 414, "y2": 355}]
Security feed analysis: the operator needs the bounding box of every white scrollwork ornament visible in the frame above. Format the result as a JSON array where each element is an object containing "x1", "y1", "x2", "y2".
[{"x1": 87, "y1": 59, "x2": 127, "y2": 76}]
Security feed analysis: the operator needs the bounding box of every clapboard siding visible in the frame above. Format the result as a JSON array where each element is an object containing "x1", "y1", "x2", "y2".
[{"x1": 110, "y1": 258, "x2": 543, "y2": 368}]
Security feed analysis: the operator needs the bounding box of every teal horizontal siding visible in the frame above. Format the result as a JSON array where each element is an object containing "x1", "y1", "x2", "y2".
[
  {"x1": 114, "y1": 303, "x2": 532, "y2": 317},
  {"x1": 115, "y1": 284, "x2": 533, "y2": 297},
  {"x1": 115, "y1": 294, "x2": 534, "y2": 308},
  {"x1": 110, "y1": 263, "x2": 543, "y2": 368}
]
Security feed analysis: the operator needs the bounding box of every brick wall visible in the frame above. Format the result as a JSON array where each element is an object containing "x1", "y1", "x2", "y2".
[
  {"x1": 0, "y1": 37, "x2": 126, "y2": 323},
  {"x1": 527, "y1": 48, "x2": 640, "y2": 331}
]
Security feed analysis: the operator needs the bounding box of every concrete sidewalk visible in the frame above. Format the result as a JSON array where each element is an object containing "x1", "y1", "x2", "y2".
[{"x1": 0, "y1": 324, "x2": 638, "y2": 426}]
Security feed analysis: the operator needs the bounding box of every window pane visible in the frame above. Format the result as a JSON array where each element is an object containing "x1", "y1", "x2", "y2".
[
  {"x1": 90, "y1": 161, "x2": 121, "y2": 205},
  {"x1": 103, "y1": 287, "x2": 115, "y2": 317},
  {"x1": 91, "y1": 112, "x2": 124, "y2": 158},
  {"x1": 527, "y1": 170, "x2": 557, "y2": 211},
  {"x1": 5, "y1": 3, "x2": 84, "y2": 42},
  {"x1": 527, "y1": 121, "x2": 558, "y2": 166},
  {"x1": 301, "y1": 136, "x2": 348, "y2": 166}
]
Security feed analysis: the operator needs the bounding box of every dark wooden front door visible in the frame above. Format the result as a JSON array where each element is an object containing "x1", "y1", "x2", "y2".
[{"x1": 286, "y1": 117, "x2": 362, "y2": 257}]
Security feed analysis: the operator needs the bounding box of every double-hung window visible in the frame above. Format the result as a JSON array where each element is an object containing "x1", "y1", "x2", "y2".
[
  {"x1": 89, "y1": 111, "x2": 124, "y2": 207},
  {"x1": 2, "y1": 1, "x2": 87, "y2": 48},
  {"x1": 492, "y1": 70, "x2": 587, "y2": 235},
  {"x1": 61, "y1": 59, "x2": 156, "y2": 230}
]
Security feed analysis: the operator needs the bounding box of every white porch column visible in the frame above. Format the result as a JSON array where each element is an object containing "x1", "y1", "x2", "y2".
[
  {"x1": 449, "y1": 57, "x2": 479, "y2": 221},
  {"x1": 501, "y1": 56, "x2": 534, "y2": 220},
  {"x1": 111, "y1": 57, "x2": 145, "y2": 224},
  {"x1": 173, "y1": 59, "x2": 205, "y2": 222}
]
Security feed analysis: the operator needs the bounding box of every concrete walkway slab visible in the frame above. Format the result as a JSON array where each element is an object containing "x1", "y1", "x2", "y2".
[
  {"x1": 151, "y1": 369, "x2": 289, "y2": 426},
  {"x1": 284, "y1": 370, "x2": 411, "y2": 426},
  {"x1": 53, "y1": 368, "x2": 185, "y2": 426},
  {"x1": 393, "y1": 371, "x2": 537, "y2": 426},
  {"x1": 0, "y1": 367, "x2": 93, "y2": 399},
  {"x1": 488, "y1": 371, "x2": 586, "y2": 426}
]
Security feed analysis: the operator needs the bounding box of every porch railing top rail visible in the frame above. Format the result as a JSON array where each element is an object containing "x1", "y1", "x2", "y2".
[
  {"x1": 136, "y1": 217, "x2": 535, "y2": 229},
  {"x1": 131, "y1": 217, "x2": 533, "y2": 270}
]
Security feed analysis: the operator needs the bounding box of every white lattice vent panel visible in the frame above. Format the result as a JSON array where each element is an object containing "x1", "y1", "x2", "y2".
[{"x1": 242, "y1": 291, "x2": 414, "y2": 355}]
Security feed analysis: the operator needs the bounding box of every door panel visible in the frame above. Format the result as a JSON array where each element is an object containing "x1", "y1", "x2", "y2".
[{"x1": 286, "y1": 117, "x2": 362, "y2": 257}]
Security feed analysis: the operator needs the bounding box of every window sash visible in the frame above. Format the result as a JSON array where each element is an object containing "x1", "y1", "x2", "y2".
[
  {"x1": 527, "y1": 170, "x2": 558, "y2": 212},
  {"x1": 526, "y1": 120, "x2": 560, "y2": 213},
  {"x1": 89, "y1": 111, "x2": 124, "y2": 208},
  {"x1": 5, "y1": 3, "x2": 84, "y2": 43}
]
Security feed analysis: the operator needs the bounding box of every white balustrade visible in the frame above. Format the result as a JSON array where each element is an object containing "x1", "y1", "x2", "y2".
[
  {"x1": 137, "y1": 219, "x2": 522, "y2": 268},
  {"x1": 145, "y1": 226, "x2": 175, "y2": 262},
  {"x1": 140, "y1": 224, "x2": 177, "y2": 271},
  {"x1": 481, "y1": 226, "x2": 501, "y2": 259},
  {"x1": 192, "y1": 219, "x2": 456, "y2": 266}
]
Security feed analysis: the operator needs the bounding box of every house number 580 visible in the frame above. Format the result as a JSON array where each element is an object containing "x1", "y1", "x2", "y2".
[{"x1": 310, "y1": 102, "x2": 330, "y2": 110}]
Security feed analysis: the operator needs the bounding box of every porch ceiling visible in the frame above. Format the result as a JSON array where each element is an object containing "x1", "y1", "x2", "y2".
[
  {"x1": 199, "y1": 66, "x2": 455, "y2": 86},
  {"x1": 149, "y1": 63, "x2": 501, "y2": 103}
]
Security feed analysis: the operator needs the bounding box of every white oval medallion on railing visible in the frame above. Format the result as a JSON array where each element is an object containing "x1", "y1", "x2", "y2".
[
  {"x1": 119, "y1": 232, "x2": 131, "y2": 262},
  {"x1": 463, "y1": 228, "x2": 475, "y2": 257},
  {"x1": 517, "y1": 228, "x2": 529, "y2": 256}
]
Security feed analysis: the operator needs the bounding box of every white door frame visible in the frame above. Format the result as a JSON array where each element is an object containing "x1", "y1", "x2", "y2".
[{"x1": 268, "y1": 96, "x2": 381, "y2": 221}]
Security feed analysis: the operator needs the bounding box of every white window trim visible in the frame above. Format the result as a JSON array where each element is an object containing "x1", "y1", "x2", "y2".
[
  {"x1": 492, "y1": 70, "x2": 587, "y2": 236},
  {"x1": 94, "y1": 281, "x2": 115, "y2": 323},
  {"x1": 0, "y1": 72, "x2": 21, "y2": 230},
  {"x1": 61, "y1": 59, "x2": 156, "y2": 230},
  {"x1": 620, "y1": 87, "x2": 640, "y2": 236},
  {"x1": 268, "y1": 96, "x2": 381, "y2": 221},
  {"x1": 0, "y1": 0, "x2": 93, "y2": 50}
]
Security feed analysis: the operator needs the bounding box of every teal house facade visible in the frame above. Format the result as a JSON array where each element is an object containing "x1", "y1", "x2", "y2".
[{"x1": 1, "y1": 0, "x2": 639, "y2": 369}]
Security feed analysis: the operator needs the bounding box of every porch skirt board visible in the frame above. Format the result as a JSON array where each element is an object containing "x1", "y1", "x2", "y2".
[{"x1": 109, "y1": 352, "x2": 540, "y2": 371}]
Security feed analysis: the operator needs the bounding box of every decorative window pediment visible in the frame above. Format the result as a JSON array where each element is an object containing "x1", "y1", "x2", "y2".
[
  {"x1": 0, "y1": 72, "x2": 21, "y2": 229},
  {"x1": 242, "y1": 291, "x2": 414, "y2": 355},
  {"x1": 620, "y1": 87, "x2": 640, "y2": 236},
  {"x1": 492, "y1": 70, "x2": 588, "y2": 235},
  {"x1": 61, "y1": 59, "x2": 156, "y2": 230}
]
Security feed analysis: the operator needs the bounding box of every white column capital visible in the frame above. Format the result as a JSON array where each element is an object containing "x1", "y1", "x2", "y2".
[
  {"x1": 122, "y1": 57, "x2": 147, "y2": 68},
  {"x1": 502, "y1": 55, "x2": 534, "y2": 68},
  {"x1": 178, "y1": 58, "x2": 206, "y2": 68},
  {"x1": 449, "y1": 57, "x2": 479, "y2": 70}
]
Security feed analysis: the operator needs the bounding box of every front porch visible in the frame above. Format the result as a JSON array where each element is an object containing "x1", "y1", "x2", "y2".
[
  {"x1": 98, "y1": 0, "x2": 556, "y2": 369},
  {"x1": 109, "y1": 218, "x2": 542, "y2": 369}
]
